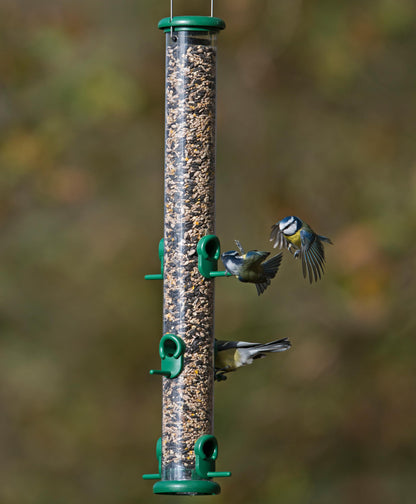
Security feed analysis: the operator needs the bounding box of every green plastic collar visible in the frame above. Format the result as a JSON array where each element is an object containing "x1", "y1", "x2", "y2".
[
  {"x1": 153, "y1": 479, "x2": 221, "y2": 495},
  {"x1": 158, "y1": 16, "x2": 226, "y2": 33}
]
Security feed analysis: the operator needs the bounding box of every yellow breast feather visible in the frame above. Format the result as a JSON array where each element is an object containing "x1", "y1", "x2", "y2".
[{"x1": 287, "y1": 229, "x2": 302, "y2": 248}]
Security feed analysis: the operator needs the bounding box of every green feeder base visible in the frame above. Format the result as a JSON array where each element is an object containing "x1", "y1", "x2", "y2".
[{"x1": 153, "y1": 479, "x2": 221, "y2": 495}]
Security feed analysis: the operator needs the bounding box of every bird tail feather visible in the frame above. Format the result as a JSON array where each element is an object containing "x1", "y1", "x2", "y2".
[{"x1": 256, "y1": 281, "x2": 269, "y2": 295}]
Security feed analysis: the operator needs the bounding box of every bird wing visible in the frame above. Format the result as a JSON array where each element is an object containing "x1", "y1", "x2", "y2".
[
  {"x1": 261, "y1": 252, "x2": 283, "y2": 278},
  {"x1": 243, "y1": 250, "x2": 270, "y2": 267},
  {"x1": 216, "y1": 340, "x2": 256, "y2": 351},
  {"x1": 260, "y1": 337, "x2": 291, "y2": 350},
  {"x1": 270, "y1": 224, "x2": 291, "y2": 250},
  {"x1": 300, "y1": 229, "x2": 326, "y2": 283},
  {"x1": 216, "y1": 338, "x2": 290, "y2": 352},
  {"x1": 235, "y1": 337, "x2": 291, "y2": 365},
  {"x1": 254, "y1": 252, "x2": 283, "y2": 296},
  {"x1": 249, "y1": 337, "x2": 291, "y2": 355}
]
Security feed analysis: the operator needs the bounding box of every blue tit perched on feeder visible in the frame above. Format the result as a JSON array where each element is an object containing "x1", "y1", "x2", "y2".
[
  {"x1": 221, "y1": 240, "x2": 283, "y2": 295},
  {"x1": 214, "y1": 338, "x2": 291, "y2": 381},
  {"x1": 270, "y1": 216, "x2": 333, "y2": 283}
]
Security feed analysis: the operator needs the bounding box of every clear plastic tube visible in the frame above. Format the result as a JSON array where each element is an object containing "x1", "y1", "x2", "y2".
[{"x1": 162, "y1": 29, "x2": 217, "y2": 484}]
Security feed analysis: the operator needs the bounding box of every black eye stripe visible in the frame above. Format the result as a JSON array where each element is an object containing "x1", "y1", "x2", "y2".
[
  {"x1": 282, "y1": 222, "x2": 293, "y2": 231},
  {"x1": 281, "y1": 217, "x2": 301, "y2": 234}
]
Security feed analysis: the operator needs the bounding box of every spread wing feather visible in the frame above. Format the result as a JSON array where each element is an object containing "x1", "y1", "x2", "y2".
[
  {"x1": 300, "y1": 230, "x2": 326, "y2": 283},
  {"x1": 270, "y1": 224, "x2": 291, "y2": 250}
]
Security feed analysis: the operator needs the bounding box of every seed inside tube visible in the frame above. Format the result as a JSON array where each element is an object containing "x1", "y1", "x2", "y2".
[{"x1": 162, "y1": 31, "x2": 217, "y2": 482}]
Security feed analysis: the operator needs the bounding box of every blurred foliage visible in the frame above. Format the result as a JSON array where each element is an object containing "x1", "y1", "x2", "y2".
[{"x1": 0, "y1": 0, "x2": 415, "y2": 503}]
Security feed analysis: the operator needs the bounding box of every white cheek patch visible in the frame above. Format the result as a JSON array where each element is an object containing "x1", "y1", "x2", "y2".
[
  {"x1": 283, "y1": 222, "x2": 298, "y2": 236},
  {"x1": 279, "y1": 216, "x2": 295, "y2": 230}
]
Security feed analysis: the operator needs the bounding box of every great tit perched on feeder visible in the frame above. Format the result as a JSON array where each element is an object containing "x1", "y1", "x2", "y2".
[
  {"x1": 214, "y1": 338, "x2": 291, "y2": 381},
  {"x1": 221, "y1": 240, "x2": 283, "y2": 295},
  {"x1": 270, "y1": 216, "x2": 333, "y2": 283}
]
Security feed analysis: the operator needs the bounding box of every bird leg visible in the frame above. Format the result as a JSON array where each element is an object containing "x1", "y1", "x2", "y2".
[
  {"x1": 234, "y1": 239, "x2": 244, "y2": 255},
  {"x1": 214, "y1": 371, "x2": 228, "y2": 382},
  {"x1": 287, "y1": 243, "x2": 299, "y2": 257}
]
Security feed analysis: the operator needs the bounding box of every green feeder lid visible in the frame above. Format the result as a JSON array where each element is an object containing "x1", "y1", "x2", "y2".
[{"x1": 158, "y1": 16, "x2": 226, "y2": 33}]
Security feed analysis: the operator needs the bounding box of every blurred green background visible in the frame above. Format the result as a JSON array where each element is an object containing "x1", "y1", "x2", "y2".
[{"x1": 1, "y1": 0, "x2": 416, "y2": 503}]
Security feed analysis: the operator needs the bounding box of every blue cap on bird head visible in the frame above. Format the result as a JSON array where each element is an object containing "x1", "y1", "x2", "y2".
[
  {"x1": 221, "y1": 250, "x2": 240, "y2": 259},
  {"x1": 280, "y1": 216, "x2": 302, "y2": 235}
]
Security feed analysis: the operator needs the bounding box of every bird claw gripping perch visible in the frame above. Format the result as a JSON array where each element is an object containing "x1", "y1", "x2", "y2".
[{"x1": 214, "y1": 371, "x2": 228, "y2": 382}]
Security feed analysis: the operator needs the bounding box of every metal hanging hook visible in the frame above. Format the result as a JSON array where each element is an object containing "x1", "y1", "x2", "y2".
[
  {"x1": 170, "y1": 0, "x2": 173, "y2": 37},
  {"x1": 169, "y1": 0, "x2": 214, "y2": 21},
  {"x1": 168, "y1": 0, "x2": 215, "y2": 38}
]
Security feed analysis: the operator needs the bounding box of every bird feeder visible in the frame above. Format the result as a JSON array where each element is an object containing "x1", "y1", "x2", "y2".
[{"x1": 143, "y1": 7, "x2": 230, "y2": 496}]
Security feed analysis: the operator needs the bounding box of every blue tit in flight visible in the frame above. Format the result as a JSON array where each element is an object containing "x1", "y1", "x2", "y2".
[
  {"x1": 221, "y1": 240, "x2": 283, "y2": 295},
  {"x1": 270, "y1": 216, "x2": 333, "y2": 283},
  {"x1": 215, "y1": 337, "x2": 291, "y2": 381}
]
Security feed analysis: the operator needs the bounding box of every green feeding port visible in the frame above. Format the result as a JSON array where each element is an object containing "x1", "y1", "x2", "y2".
[
  {"x1": 158, "y1": 16, "x2": 226, "y2": 33},
  {"x1": 144, "y1": 238, "x2": 164, "y2": 280},
  {"x1": 149, "y1": 334, "x2": 185, "y2": 379},
  {"x1": 149, "y1": 435, "x2": 230, "y2": 495},
  {"x1": 142, "y1": 438, "x2": 162, "y2": 480},
  {"x1": 194, "y1": 435, "x2": 231, "y2": 479},
  {"x1": 197, "y1": 235, "x2": 231, "y2": 279},
  {"x1": 146, "y1": 236, "x2": 231, "y2": 280}
]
